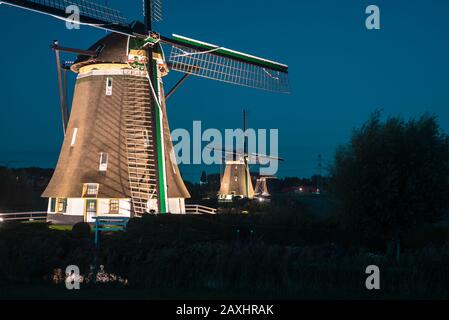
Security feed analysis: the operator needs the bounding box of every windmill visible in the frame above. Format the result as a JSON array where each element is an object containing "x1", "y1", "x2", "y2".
[
  {"x1": 214, "y1": 111, "x2": 284, "y2": 203},
  {"x1": 216, "y1": 149, "x2": 283, "y2": 203},
  {"x1": 217, "y1": 149, "x2": 255, "y2": 203},
  {"x1": 254, "y1": 176, "x2": 277, "y2": 199},
  {"x1": 0, "y1": 0, "x2": 289, "y2": 223}
]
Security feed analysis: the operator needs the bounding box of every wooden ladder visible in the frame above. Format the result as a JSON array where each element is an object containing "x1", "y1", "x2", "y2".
[{"x1": 123, "y1": 75, "x2": 159, "y2": 216}]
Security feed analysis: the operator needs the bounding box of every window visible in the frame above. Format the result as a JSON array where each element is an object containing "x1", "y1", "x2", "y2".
[
  {"x1": 70, "y1": 128, "x2": 78, "y2": 147},
  {"x1": 109, "y1": 199, "x2": 119, "y2": 214},
  {"x1": 99, "y1": 152, "x2": 108, "y2": 172},
  {"x1": 82, "y1": 183, "x2": 99, "y2": 198},
  {"x1": 106, "y1": 77, "x2": 113, "y2": 96},
  {"x1": 50, "y1": 198, "x2": 56, "y2": 212},
  {"x1": 86, "y1": 199, "x2": 97, "y2": 213},
  {"x1": 144, "y1": 130, "x2": 150, "y2": 148},
  {"x1": 56, "y1": 198, "x2": 67, "y2": 213}
]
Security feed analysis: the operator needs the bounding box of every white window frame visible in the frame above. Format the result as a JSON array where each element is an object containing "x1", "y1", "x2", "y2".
[
  {"x1": 109, "y1": 199, "x2": 120, "y2": 214},
  {"x1": 70, "y1": 128, "x2": 78, "y2": 147},
  {"x1": 106, "y1": 77, "x2": 113, "y2": 96},
  {"x1": 99, "y1": 152, "x2": 109, "y2": 172},
  {"x1": 83, "y1": 183, "x2": 99, "y2": 198},
  {"x1": 144, "y1": 130, "x2": 150, "y2": 148}
]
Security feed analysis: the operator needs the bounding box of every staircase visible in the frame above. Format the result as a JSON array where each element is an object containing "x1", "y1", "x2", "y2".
[{"x1": 123, "y1": 74, "x2": 159, "y2": 216}]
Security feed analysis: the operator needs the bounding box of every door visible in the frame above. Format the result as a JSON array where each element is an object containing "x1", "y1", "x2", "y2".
[{"x1": 84, "y1": 199, "x2": 97, "y2": 222}]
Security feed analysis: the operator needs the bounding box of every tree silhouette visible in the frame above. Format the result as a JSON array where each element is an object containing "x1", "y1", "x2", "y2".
[
  {"x1": 200, "y1": 170, "x2": 208, "y2": 185},
  {"x1": 331, "y1": 111, "x2": 449, "y2": 260}
]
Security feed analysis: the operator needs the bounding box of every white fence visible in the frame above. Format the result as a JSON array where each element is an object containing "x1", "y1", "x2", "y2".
[
  {"x1": 0, "y1": 212, "x2": 47, "y2": 222},
  {"x1": 0, "y1": 206, "x2": 217, "y2": 222},
  {"x1": 185, "y1": 205, "x2": 217, "y2": 215}
]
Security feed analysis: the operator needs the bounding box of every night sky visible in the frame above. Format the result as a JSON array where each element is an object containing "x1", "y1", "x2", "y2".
[{"x1": 1, "y1": 0, "x2": 449, "y2": 181}]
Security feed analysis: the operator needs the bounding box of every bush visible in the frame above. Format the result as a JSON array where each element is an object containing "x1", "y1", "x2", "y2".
[
  {"x1": 72, "y1": 222, "x2": 92, "y2": 238},
  {"x1": 330, "y1": 111, "x2": 449, "y2": 258}
]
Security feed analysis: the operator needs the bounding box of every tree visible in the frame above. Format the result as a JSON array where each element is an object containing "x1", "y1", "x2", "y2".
[
  {"x1": 200, "y1": 170, "x2": 208, "y2": 185},
  {"x1": 330, "y1": 111, "x2": 449, "y2": 260}
]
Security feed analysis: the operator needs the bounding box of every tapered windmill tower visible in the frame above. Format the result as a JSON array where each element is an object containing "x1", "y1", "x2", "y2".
[
  {"x1": 218, "y1": 151, "x2": 255, "y2": 202},
  {"x1": 254, "y1": 176, "x2": 277, "y2": 201},
  {"x1": 216, "y1": 151, "x2": 283, "y2": 202},
  {"x1": 215, "y1": 111, "x2": 283, "y2": 202},
  {"x1": 0, "y1": 0, "x2": 289, "y2": 223}
]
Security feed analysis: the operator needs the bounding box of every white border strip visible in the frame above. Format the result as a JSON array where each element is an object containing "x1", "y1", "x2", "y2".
[{"x1": 77, "y1": 69, "x2": 147, "y2": 79}]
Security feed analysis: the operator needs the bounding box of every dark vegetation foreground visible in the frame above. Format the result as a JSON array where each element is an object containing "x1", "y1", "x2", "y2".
[{"x1": 1, "y1": 211, "x2": 449, "y2": 300}]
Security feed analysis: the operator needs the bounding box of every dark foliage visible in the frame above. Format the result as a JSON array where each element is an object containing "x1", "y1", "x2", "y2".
[
  {"x1": 330, "y1": 111, "x2": 449, "y2": 254},
  {"x1": 2, "y1": 221, "x2": 449, "y2": 299},
  {"x1": 0, "y1": 222, "x2": 94, "y2": 285},
  {"x1": 72, "y1": 222, "x2": 92, "y2": 238},
  {"x1": 0, "y1": 167, "x2": 53, "y2": 212}
]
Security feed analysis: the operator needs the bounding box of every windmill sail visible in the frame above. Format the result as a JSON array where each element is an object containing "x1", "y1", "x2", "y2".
[
  {"x1": 208, "y1": 147, "x2": 284, "y2": 164},
  {"x1": 164, "y1": 34, "x2": 290, "y2": 93},
  {"x1": 0, "y1": 0, "x2": 133, "y2": 35},
  {"x1": 150, "y1": 0, "x2": 162, "y2": 22}
]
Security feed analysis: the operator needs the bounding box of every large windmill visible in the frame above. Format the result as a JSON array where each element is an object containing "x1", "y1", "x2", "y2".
[{"x1": 0, "y1": 0, "x2": 289, "y2": 223}]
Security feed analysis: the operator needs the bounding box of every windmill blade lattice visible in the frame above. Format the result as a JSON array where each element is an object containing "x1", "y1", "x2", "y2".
[
  {"x1": 1, "y1": 0, "x2": 127, "y2": 26},
  {"x1": 167, "y1": 36, "x2": 290, "y2": 94},
  {"x1": 150, "y1": 0, "x2": 163, "y2": 22}
]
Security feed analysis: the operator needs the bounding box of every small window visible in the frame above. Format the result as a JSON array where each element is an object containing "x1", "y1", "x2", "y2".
[
  {"x1": 99, "y1": 152, "x2": 108, "y2": 172},
  {"x1": 86, "y1": 199, "x2": 97, "y2": 213},
  {"x1": 70, "y1": 128, "x2": 78, "y2": 147},
  {"x1": 144, "y1": 130, "x2": 150, "y2": 148},
  {"x1": 82, "y1": 183, "x2": 99, "y2": 198},
  {"x1": 56, "y1": 198, "x2": 67, "y2": 213},
  {"x1": 109, "y1": 199, "x2": 119, "y2": 214},
  {"x1": 50, "y1": 198, "x2": 56, "y2": 212},
  {"x1": 106, "y1": 77, "x2": 113, "y2": 96}
]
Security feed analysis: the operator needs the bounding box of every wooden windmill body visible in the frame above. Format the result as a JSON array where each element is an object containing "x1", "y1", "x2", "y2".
[
  {"x1": 42, "y1": 33, "x2": 189, "y2": 223},
  {"x1": 216, "y1": 111, "x2": 282, "y2": 203},
  {"x1": 218, "y1": 157, "x2": 255, "y2": 202},
  {"x1": 254, "y1": 177, "x2": 270, "y2": 197},
  {"x1": 1, "y1": 0, "x2": 289, "y2": 223}
]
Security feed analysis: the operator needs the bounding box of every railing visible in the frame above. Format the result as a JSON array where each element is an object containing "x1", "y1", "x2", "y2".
[
  {"x1": 185, "y1": 205, "x2": 217, "y2": 215},
  {"x1": 93, "y1": 216, "x2": 130, "y2": 246},
  {"x1": 0, "y1": 212, "x2": 47, "y2": 222}
]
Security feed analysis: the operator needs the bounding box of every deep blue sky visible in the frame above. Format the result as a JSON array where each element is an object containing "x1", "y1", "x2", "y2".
[{"x1": 1, "y1": 0, "x2": 449, "y2": 181}]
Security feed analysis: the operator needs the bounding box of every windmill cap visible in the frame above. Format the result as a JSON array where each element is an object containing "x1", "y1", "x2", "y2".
[{"x1": 70, "y1": 32, "x2": 130, "y2": 73}]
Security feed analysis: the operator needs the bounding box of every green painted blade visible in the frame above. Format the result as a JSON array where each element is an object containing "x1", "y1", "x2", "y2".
[
  {"x1": 172, "y1": 34, "x2": 288, "y2": 73},
  {"x1": 166, "y1": 34, "x2": 290, "y2": 94}
]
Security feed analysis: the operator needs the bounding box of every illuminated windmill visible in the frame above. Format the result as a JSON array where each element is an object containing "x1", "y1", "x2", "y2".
[
  {"x1": 214, "y1": 111, "x2": 284, "y2": 202},
  {"x1": 254, "y1": 176, "x2": 277, "y2": 201},
  {"x1": 216, "y1": 150, "x2": 283, "y2": 203},
  {"x1": 0, "y1": 0, "x2": 289, "y2": 223}
]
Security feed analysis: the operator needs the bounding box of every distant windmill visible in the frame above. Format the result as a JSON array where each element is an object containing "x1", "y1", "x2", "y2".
[
  {"x1": 0, "y1": 0, "x2": 289, "y2": 223},
  {"x1": 214, "y1": 111, "x2": 283, "y2": 202},
  {"x1": 217, "y1": 150, "x2": 255, "y2": 202},
  {"x1": 254, "y1": 176, "x2": 277, "y2": 199}
]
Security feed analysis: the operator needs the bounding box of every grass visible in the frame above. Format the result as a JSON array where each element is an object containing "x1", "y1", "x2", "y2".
[
  {"x1": 9, "y1": 221, "x2": 73, "y2": 231},
  {"x1": 49, "y1": 225, "x2": 73, "y2": 231}
]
